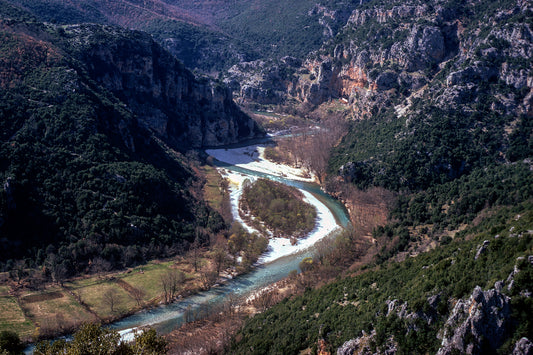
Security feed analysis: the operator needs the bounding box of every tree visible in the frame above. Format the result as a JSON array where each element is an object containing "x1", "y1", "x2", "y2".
[
  {"x1": 299, "y1": 257, "x2": 314, "y2": 273},
  {"x1": 8, "y1": 260, "x2": 26, "y2": 285},
  {"x1": 132, "y1": 328, "x2": 167, "y2": 355},
  {"x1": 189, "y1": 230, "x2": 204, "y2": 272},
  {"x1": 211, "y1": 247, "x2": 229, "y2": 276},
  {"x1": 160, "y1": 269, "x2": 185, "y2": 304},
  {"x1": 200, "y1": 269, "x2": 218, "y2": 290},
  {"x1": 228, "y1": 225, "x2": 247, "y2": 264},
  {"x1": 252, "y1": 288, "x2": 280, "y2": 312},
  {"x1": 0, "y1": 331, "x2": 24, "y2": 355},
  {"x1": 70, "y1": 323, "x2": 122, "y2": 354},
  {"x1": 131, "y1": 287, "x2": 145, "y2": 307},
  {"x1": 103, "y1": 288, "x2": 120, "y2": 313}
]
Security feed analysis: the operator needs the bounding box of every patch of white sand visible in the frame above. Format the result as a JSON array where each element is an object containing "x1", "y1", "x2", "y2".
[
  {"x1": 206, "y1": 144, "x2": 315, "y2": 182},
  {"x1": 220, "y1": 169, "x2": 260, "y2": 235},
  {"x1": 258, "y1": 189, "x2": 340, "y2": 264}
]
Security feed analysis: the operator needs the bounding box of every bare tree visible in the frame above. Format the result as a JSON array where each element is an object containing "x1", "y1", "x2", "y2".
[
  {"x1": 131, "y1": 287, "x2": 145, "y2": 307},
  {"x1": 224, "y1": 292, "x2": 239, "y2": 316},
  {"x1": 277, "y1": 113, "x2": 347, "y2": 183},
  {"x1": 103, "y1": 288, "x2": 120, "y2": 313},
  {"x1": 90, "y1": 257, "x2": 112, "y2": 276},
  {"x1": 160, "y1": 269, "x2": 185, "y2": 304},
  {"x1": 200, "y1": 269, "x2": 218, "y2": 291},
  {"x1": 52, "y1": 263, "x2": 68, "y2": 287},
  {"x1": 189, "y1": 229, "x2": 205, "y2": 273},
  {"x1": 212, "y1": 247, "x2": 229, "y2": 276},
  {"x1": 252, "y1": 287, "x2": 280, "y2": 312},
  {"x1": 9, "y1": 260, "x2": 27, "y2": 285}
]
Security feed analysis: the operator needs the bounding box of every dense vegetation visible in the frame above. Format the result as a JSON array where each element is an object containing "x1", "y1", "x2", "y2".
[
  {"x1": 325, "y1": 0, "x2": 533, "y2": 193},
  {"x1": 0, "y1": 331, "x2": 24, "y2": 355},
  {"x1": 35, "y1": 324, "x2": 166, "y2": 354},
  {"x1": 141, "y1": 19, "x2": 257, "y2": 73},
  {"x1": 240, "y1": 179, "x2": 316, "y2": 238},
  {"x1": 0, "y1": 7, "x2": 225, "y2": 277},
  {"x1": 216, "y1": 0, "x2": 325, "y2": 60},
  {"x1": 329, "y1": 104, "x2": 532, "y2": 191},
  {"x1": 231, "y1": 201, "x2": 533, "y2": 354},
  {"x1": 0, "y1": 325, "x2": 167, "y2": 354}
]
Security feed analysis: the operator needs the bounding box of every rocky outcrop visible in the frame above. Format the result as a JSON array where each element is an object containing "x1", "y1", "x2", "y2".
[
  {"x1": 224, "y1": 58, "x2": 302, "y2": 105},
  {"x1": 347, "y1": 5, "x2": 429, "y2": 27},
  {"x1": 436, "y1": 286, "x2": 511, "y2": 355},
  {"x1": 337, "y1": 330, "x2": 397, "y2": 355},
  {"x1": 513, "y1": 337, "x2": 533, "y2": 355},
  {"x1": 67, "y1": 24, "x2": 263, "y2": 149},
  {"x1": 474, "y1": 240, "x2": 490, "y2": 260},
  {"x1": 226, "y1": 0, "x2": 532, "y2": 129}
]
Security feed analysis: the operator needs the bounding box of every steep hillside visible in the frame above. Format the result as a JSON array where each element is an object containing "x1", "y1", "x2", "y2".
[
  {"x1": 226, "y1": 1, "x2": 533, "y2": 354},
  {"x1": 5, "y1": 0, "x2": 257, "y2": 73},
  {"x1": 231, "y1": 201, "x2": 533, "y2": 354},
  {"x1": 0, "y1": 4, "x2": 260, "y2": 275},
  {"x1": 60, "y1": 24, "x2": 262, "y2": 148},
  {"x1": 227, "y1": 0, "x2": 532, "y2": 189},
  {"x1": 317, "y1": 0, "x2": 532, "y2": 190}
]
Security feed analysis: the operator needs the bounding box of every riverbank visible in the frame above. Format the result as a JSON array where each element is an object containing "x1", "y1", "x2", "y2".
[
  {"x1": 207, "y1": 145, "x2": 340, "y2": 264},
  {"x1": 206, "y1": 144, "x2": 315, "y2": 183}
]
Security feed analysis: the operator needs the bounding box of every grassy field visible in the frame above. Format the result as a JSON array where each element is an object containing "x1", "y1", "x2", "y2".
[
  {"x1": 2, "y1": 163, "x2": 226, "y2": 340},
  {"x1": 202, "y1": 164, "x2": 226, "y2": 212},
  {"x1": 18, "y1": 286, "x2": 96, "y2": 338},
  {"x1": 121, "y1": 260, "x2": 206, "y2": 301},
  {"x1": 72, "y1": 282, "x2": 135, "y2": 319},
  {"x1": 0, "y1": 286, "x2": 34, "y2": 340},
  {"x1": 202, "y1": 164, "x2": 232, "y2": 223}
]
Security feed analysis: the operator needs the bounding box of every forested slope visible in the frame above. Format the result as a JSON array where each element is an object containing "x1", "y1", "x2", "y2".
[
  {"x1": 0, "y1": 3, "x2": 260, "y2": 277},
  {"x1": 231, "y1": 202, "x2": 533, "y2": 354}
]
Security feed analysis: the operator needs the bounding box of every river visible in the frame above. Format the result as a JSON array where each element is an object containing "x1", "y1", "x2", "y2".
[{"x1": 25, "y1": 140, "x2": 351, "y2": 352}]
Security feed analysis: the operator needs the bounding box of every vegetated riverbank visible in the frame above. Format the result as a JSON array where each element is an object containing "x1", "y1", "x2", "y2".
[
  {"x1": 8, "y1": 251, "x2": 236, "y2": 344},
  {"x1": 207, "y1": 144, "x2": 341, "y2": 264},
  {"x1": 7, "y1": 162, "x2": 258, "y2": 345}
]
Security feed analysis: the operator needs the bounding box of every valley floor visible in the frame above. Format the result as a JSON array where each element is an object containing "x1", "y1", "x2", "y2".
[{"x1": 207, "y1": 144, "x2": 341, "y2": 264}]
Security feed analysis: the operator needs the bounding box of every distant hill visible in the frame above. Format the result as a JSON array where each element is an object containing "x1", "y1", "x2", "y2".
[{"x1": 6, "y1": 0, "x2": 346, "y2": 73}]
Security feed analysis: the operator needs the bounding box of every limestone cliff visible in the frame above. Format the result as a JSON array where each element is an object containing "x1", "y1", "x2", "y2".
[
  {"x1": 65, "y1": 24, "x2": 263, "y2": 149},
  {"x1": 226, "y1": 0, "x2": 532, "y2": 126},
  {"x1": 295, "y1": 1, "x2": 531, "y2": 118}
]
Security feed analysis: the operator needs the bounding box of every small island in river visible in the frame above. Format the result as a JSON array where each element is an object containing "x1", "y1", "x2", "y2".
[{"x1": 239, "y1": 178, "x2": 317, "y2": 241}]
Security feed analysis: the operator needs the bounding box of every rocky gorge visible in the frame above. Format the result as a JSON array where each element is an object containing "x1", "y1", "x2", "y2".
[
  {"x1": 66, "y1": 24, "x2": 263, "y2": 149},
  {"x1": 226, "y1": 0, "x2": 532, "y2": 122},
  {"x1": 1, "y1": 0, "x2": 532, "y2": 353}
]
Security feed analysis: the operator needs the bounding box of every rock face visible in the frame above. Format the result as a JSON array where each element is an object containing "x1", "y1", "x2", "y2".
[
  {"x1": 68, "y1": 24, "x2": 263, "y2": 149},
  {"x1": 224, "y1": 58, "x2": 302, "y2": 105},
  {"x1": 436, "y1": 286, "x2": 511, "y2": 355},
  {"x1": 225, "y1": 0, "x2": 532, "y2": 128},
  {"x1": 337, "y1": 330, "x2": 397, "y2": 355},
  {"x1": 295, "y1": 3, "x2": 531, "y2": 116},
  {"x1": 513, "y1": 337, "x2": 533, "y2": 355}
]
